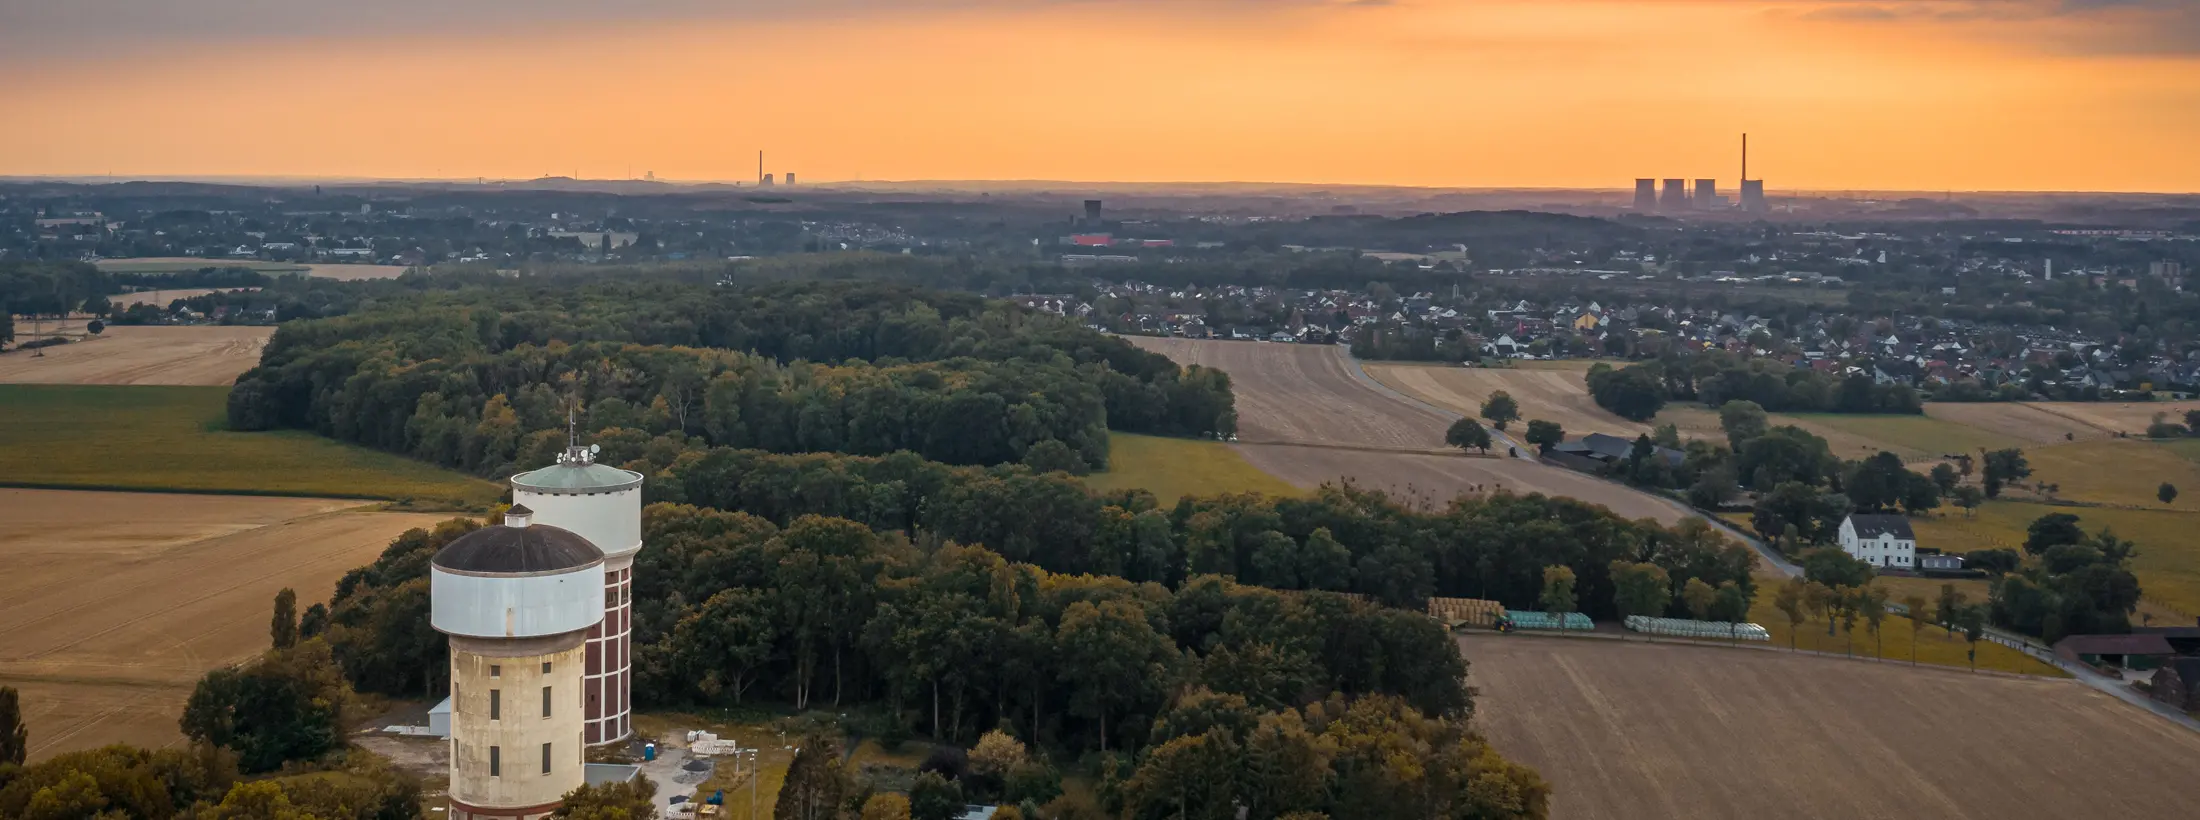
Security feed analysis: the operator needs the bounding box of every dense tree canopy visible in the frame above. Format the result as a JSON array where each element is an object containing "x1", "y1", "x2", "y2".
[{"x1": 229, "y1": 281, "x2": 1237, "y2": 473}]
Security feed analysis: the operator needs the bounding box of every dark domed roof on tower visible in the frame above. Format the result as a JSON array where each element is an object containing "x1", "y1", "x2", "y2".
[{"x1": 433, "y1": 506, "x2": 605, "y2": 575}]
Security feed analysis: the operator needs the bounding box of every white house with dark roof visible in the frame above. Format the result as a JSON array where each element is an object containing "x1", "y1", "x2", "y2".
[{"x1": 1838, "y1": 514, "x2": 1916, "y2": 569}]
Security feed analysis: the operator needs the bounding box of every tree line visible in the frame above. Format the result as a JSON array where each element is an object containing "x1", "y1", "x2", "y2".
[
  {"x1": 1583, "y1": 349, "x2": 1923, "y2": 421},
  {"x1": 316, "y1": 466, "x2": 1757, "y2": 721}
]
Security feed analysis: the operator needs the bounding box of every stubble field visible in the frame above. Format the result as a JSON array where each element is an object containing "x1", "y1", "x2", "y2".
[
  {"x1": 0, "y1": 488, "x2": 448, "y2": 759},
  {"x1": 1462, "y1": 636, "x2": 2200, "y2": 820},
  {"x1": 0, "y1": 325, "x2": 272, "y2": 385},
  {"x1": 1123, "y1": 338, "x2": 1685, "y2": 523},
  {"x1": 1922, "y1": 402, "x2": 2109, "y2": 443},
  {"x1": 1126, "y1": 337, "x2": 1453, "y2": 451},
  {"x1": 92, "y1": 258, "x2": 412, "y2": 281}
]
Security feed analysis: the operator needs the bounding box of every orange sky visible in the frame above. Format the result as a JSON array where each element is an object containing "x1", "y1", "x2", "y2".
[{"x1": 4, "y1": 1, "x2": 2198, "y2": 192}]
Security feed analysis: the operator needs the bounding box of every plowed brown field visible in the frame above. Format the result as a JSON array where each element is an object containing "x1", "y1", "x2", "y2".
[
  {"x1": 1124, "y1": 338, "x2": 1685, "y2": 523},
  {"x1": 0, "y1": 489, "x2": 447, "y2": 759},
  {"x1": 0, "y1": 325, "x2": 271, "y2": 385},
  {"x1": 1463, "y1": 636, "x2": 2200, "y2": 820}
]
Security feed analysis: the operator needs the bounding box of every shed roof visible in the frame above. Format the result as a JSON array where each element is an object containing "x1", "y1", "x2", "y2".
[{"x1": 2054, "y1": 633, "x2": 2174, "y2": 656}]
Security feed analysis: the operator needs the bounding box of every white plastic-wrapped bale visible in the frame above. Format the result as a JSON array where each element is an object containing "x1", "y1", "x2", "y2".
[{"x1": 1623, "y1": 615, "x2": 1771, "y2": 641}]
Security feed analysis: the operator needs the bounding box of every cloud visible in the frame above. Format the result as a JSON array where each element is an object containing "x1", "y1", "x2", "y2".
[
  {"x1": 1767, "y1": 0, "x2": 2200, "y2": 56},
  {"x1": 0, "y1": 0, "x2": 1394, "y2": 55}
]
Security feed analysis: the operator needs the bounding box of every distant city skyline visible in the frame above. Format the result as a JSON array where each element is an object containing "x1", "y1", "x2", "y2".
[{"x1": 3, "y1": 1, "x2": 2198, "y2": 192}]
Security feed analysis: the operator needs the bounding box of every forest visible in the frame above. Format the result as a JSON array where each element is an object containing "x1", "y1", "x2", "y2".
[
  {"x1": 317, "y1": 476, "x2": 1757, "y2": 731},
  {"x1": 226, "y1": 281, "x2": 1237, "y2": 473}
]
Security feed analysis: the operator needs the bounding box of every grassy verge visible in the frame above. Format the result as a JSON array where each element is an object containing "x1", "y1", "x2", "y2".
[
  {"x1": 0, "y1": 384, "x2": 501, "y2": 508},
  {"x1": 1746, "y1": 584, "x2": 2065, "y2": 676},
  {"x1": 1084, "y1": 432, "x2": 1302, "y2": 504}
]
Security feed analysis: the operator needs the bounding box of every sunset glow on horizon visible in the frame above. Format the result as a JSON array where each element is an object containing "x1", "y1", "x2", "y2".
[{"x1": 5, "y1": 0, "x2": 2199, "y2": 192}]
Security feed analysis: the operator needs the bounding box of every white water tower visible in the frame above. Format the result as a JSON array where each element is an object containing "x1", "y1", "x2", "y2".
[
  {"x1": 509, "y1": 440, "x2": 645, "y2": 747},
  {"x1": 431, "y1": 506, "x2": 605, "y2": 820}
]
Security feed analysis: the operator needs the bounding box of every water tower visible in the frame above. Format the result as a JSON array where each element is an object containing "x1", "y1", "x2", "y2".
[
  {"x1": 432, "y1": 506, "x2": 606, "y2": 819},
  {"x1": 510, "y1": 439, "x2": 645, "y2": 747}
]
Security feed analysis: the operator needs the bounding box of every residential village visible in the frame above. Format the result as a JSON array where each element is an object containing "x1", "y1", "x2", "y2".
[{"x1": 1022, "y1": 279, "x2": 2200, "y2": 398}]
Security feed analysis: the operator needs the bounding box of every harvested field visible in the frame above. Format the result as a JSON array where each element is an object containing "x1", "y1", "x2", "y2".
[
  {"x1": 1125, "y1": 338, "x2": 1451, "y2": 451},
  {"x1": 1368, "y1": 363, "x2": 1646, "y2": 439},
  {"x1": 94, "y1": 257, "x2": 307, "y2": 275},
  {"x1": 0, "y1": 325, "x2": 270, "y2": 385},
  {"x1": 1127, "y1": 338, "x2": 1690, "y2": 521},
  {"x1": 0, "y1": 488, "x2": 449, "y2": 759},
  {"x1": 1923, "y1": 402, "x2": 2108, "y2": 444},
  {"x1": 1462, "y1": 635, "x2": 2200, "y2": 820},
  {"x1": 304, "y1": 264, "x2": 412, "y2": 280},
  {"x1": 2022, "y1": 400, "x2": 2200, "y2": 437},
  {"x1": 1236, "y1": 444, "x2": 1685, "y2": 524},
  {"x1": 113, "y1": 287, "x2": 252, "y2": 308}
]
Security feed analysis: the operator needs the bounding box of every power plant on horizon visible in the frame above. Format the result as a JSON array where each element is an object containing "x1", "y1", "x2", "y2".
[{"x1": 1633, "y1": 134, "x2": 1769, "y2": 214}]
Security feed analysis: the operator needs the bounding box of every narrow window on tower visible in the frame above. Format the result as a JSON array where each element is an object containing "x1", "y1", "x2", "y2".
[
  {"x1": 489, "y1": 745, "x2": 501, "y2": 777},
  {"x1": 542, "y1": 686, "x2": 552, "y2": 718},
  {"x1": 542, "y1": 661, "x2": 552, "y2": 674},
  {"x1": 489, "y1": 664, "x2": 501, "y2": 678},
  {"x1": 489, "y1": 689, "x2": 501, "y2": 720},
  {"x1": 542, "y1": 742, "x2": 552, "y2": 774}
]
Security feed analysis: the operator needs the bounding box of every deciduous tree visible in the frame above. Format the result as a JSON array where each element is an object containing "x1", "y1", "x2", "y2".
[
  {"x1": 1538, "y1": 566, "x2": 1577, "y2": 621},
  {"x1": 1523, "y1": 420, "x2": 1564, "y2": 454},
  {"x1": 1445, "y1": 418, "x2": 1492, "y2": 454},
  {"x1": 1480, "y1": 391, "x2": 1519, "y2": 431},
  {"x1": 269, "y1": 588, "x2": 298, "y2": 650}
]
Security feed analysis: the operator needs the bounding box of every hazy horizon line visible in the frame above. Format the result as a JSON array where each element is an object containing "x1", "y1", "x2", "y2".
[{"x1": 5, "y1": 174, "x2": 2199, "y2": 199}]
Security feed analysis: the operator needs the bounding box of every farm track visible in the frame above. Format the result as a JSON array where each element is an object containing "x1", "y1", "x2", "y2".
[
  {"x1": 1463, "y1": 635, "x2": 2200, "y2": 820},
  {"x1": 0, "y1": 488, "x2": 446, "y2": 759},
  {"x1": 1124, "y1": 338, "x2": 1686, "y2": 523}
]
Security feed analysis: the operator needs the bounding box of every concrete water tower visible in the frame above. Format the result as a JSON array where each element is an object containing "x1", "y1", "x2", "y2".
[
  {"x1": 432, "y1": 506, "x2": 606, "y2": 820},
  {"x1": 509, "y1": 438, "x2": 645, "y2": 747}
]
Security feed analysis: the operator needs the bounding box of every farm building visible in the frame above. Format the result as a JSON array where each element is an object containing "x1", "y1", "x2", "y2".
[
  {"x1": 1918, "y1": 553, "x2": 1966, "y2": 572},
  {"x1": 2149, "y1": 657, "x2": 2200, "y2": 712},
  {"x1": 1547, "y1": 433, "x2": 1683, "y2": 471},
  {"x1": 2054, "y1": 633, "x2": 2177, "y2": 672},
  {"x1": 1838, "y1": 514, "x2": 1917, "y2": 569}
]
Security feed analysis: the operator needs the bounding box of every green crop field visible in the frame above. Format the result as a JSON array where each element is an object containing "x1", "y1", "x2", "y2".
[
  {"x1": 2026, "y1": 439, "x2": 2200, "y2": 509},
  {"x1": 0, "y1": 384, "x2": 501, "y2": 508},
  {"x1": 1782, "y1": 413, "x2": 2021, "y2": 461},
  {"x1": 1084, "y1": 432, "x2": 1302, "y2": 503},
  {"x1": 1911, "y1": 503, "x2": 2200, "y2": 619}
]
